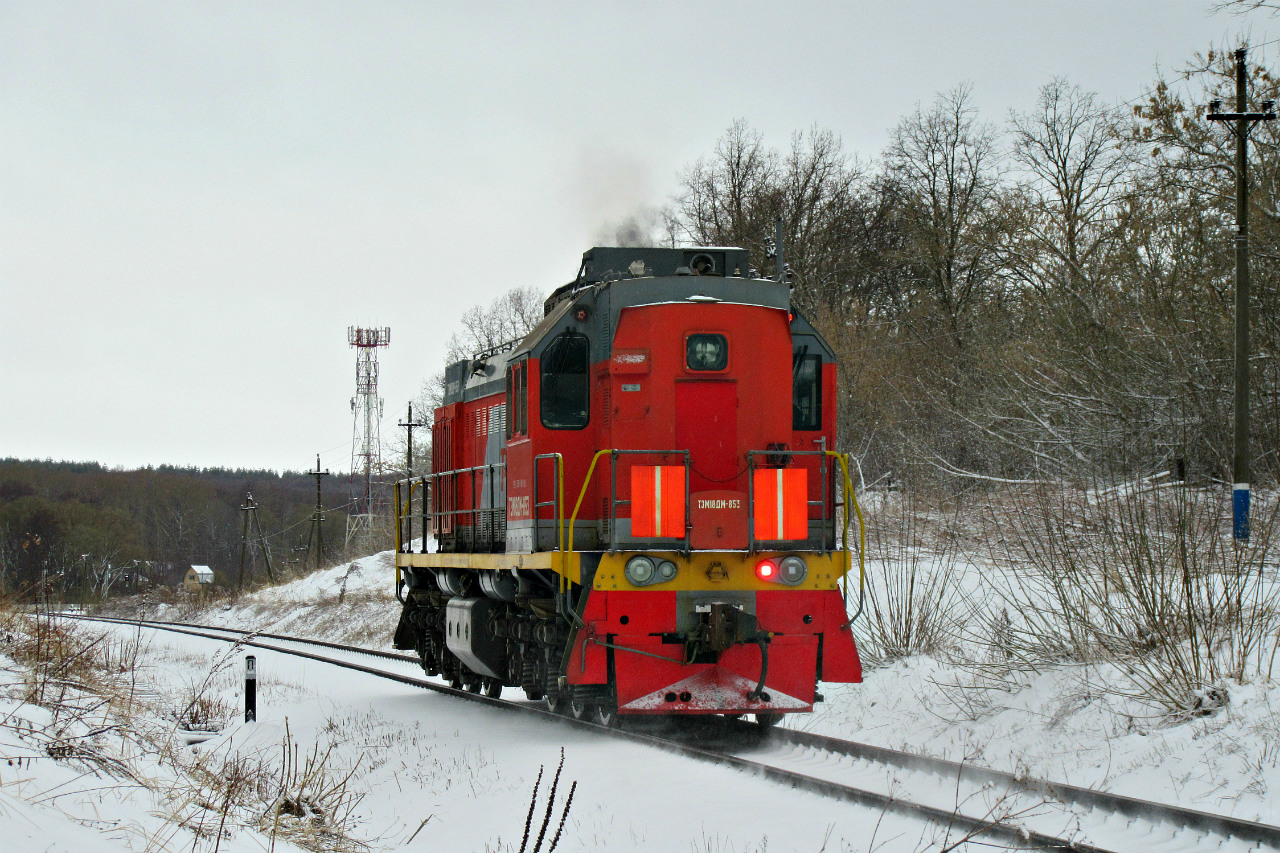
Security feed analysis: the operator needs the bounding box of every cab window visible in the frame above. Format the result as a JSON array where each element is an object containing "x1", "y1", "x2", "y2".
[
  {"x1": 540, "y1": 333, "x2": 590, "y2": 430},
  {"x1": 793, "y1": 348, "x2": 821, "y2": 430},
  {"x1": 686, "y1": 333, "x2": 728, "y2": 371},
  {"x1": 507, "y1": 361, "x2": 528, "y2": 437}
]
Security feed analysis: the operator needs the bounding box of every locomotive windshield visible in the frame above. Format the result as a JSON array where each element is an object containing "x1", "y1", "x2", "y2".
[
  {"x1": 686, "y1": 334, "x2": 728, "y2": 371},
  {"x1": 540, "y1": 332, "x2": 590, "y2": 429}
]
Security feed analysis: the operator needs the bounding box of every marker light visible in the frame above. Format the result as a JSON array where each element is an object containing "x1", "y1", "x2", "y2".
[
  {"x1": 657, "y1": 560, "x2": 678, "y2": 581},
  {"x1": 755, "y1": 559, "x2": 779, "y2": 582}
]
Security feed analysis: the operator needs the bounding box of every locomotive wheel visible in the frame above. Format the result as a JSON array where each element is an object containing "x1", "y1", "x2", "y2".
[
  {"x1": 594, "y1": 703, "x2": 619, "y2": 728},
  {"x1": 567, "y1": 695, "x2": 593, "y2": 721},
  {"x1": 448, "y1": 676, "x2": 464, "y2": 691},
  {"x1": 465, "y1": 679, "x2": 482, "y2": 694},
  {"x1": 544, "y1": 691, "x2": 568, "y2": 715},
  {"x1": 485, "y1": 679, "x2": 503, "y2": 699},
  {"x1": 542, "y1": 657, "x2": 568, "y2": 714},
  {"x1": 754, "y1": 712, "x2": 780, "y2": 728}
]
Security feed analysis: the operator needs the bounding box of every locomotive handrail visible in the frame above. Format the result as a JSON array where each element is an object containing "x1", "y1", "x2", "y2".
[
  {"x1": 394, "y1": 479, "x2": 403, "y2": 599},
  {"x1": 746, "y1": 447, "x2": 837, "y2": 553},
  {"x1": 393, "y1": 474, "x2": 431, "y2": 555},
  {"x1": 424, "y1": 462, "x2": 506, "y2": 553},
  {"x1": 532, "y1": 453, "x2": 565, "y2": 553},
  {"x1": 563, "y1": 449, "x2": 611, "y2": 588},
  {"x1": 824, "y1": 450, "x2": 866, "y2": 625},
  {"x1": 561, "y1": 448, "x2": 692, "y2": 577},
  {"x1": 605, "y1": 448, "x2": 691, "y2": 556}
]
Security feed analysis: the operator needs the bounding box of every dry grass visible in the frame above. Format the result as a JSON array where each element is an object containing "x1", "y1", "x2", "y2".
[
  {"x1": 960, "y1": 481, "x2": 1280, "y2": 717},
  {"x1": 0, "y1": 600, "x2": 369, "y2": 852},
  {"x1": 857, "y1": 491, "x2": 973, "y2": 666}
]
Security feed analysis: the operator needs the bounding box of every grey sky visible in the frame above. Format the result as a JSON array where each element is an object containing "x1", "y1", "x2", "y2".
[{"x1": 1, "y1": 1, "x2": 1269, "y2": 474}]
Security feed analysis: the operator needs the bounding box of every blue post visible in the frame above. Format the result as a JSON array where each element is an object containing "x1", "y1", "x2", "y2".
[{"x1": 1233, "y1": 484, "x2": 1251, "y2": 541}]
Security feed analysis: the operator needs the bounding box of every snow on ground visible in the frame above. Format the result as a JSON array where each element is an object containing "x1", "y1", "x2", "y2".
[
  {"x1": 151, "y1": 550, "x2": 398, "y2": 647},
  {"x1": 793, "y1": 655, "x2": 1280, "y2": 826},
  {"x1": 2, "y1": 617, "x2": 966, "y2": 853},
  {"x1": 12, "y1": 518, "x2": 1280, "y2": 850}
]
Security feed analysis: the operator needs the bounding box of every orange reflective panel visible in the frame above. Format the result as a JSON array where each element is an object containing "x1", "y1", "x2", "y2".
[
  {"x1": 631, "y1": 465, "x2": 686, "y2": 538},
  {"x1": 753, "y1": 468, "x2": 808, "y2": 540}
]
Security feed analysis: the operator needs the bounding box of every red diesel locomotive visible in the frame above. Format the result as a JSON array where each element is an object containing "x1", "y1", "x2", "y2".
[{"x1": 393, "y1": 246, "x2": 862, "y2": 725}]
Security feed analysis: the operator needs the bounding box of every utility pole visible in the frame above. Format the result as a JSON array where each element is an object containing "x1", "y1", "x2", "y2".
[
  {"x1": 305, "y1": 454, "x2": 330, "y2": 572},
  {"x1": 398, "y1": 403, "x2": 426, "y2": 553},
  {"x1": 398, "y1": 403, "x2": 425, "y2": 478},
  {"x1": 237, "y1": 492, "x2": 277, "y2": 589},
  {"x1": 1207, "y1": 46, "x2": 1276, "y2": 541}
]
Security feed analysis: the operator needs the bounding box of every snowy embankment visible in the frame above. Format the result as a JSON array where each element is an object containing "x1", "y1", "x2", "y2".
[{"x1": 149, "y1": 550, "x2": 400, "y2": 647}]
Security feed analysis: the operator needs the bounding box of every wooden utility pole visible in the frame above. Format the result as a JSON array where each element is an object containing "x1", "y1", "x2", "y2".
[
  {"x1": 305, "y1": 454, "x2": 331, "y2": 571},
  {"x1": 1207, "y1": 47, "x2": 1276, "y2": 541},
  {"x1": 399, "y1": 403, "x2": 425, "y2": 478},
  {"x1": 237, "y1": 492, "x2": 276, "y2": 589},
  {"x1": 398, "y1": 404, "x2": 426, "y2": 551}
]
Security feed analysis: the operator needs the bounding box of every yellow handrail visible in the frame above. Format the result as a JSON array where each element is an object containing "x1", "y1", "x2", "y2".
[
  {"x1": 824, "y1": 451, "x2": 865, "y2": 606},
  {"x1": 394, "y1": 480, "x2": 419, "y2": 589},
  {"x1": 562, "y1": 449, "x2": 611, "y2": 591}
]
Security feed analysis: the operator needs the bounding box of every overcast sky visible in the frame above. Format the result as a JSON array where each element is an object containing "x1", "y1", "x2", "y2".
[{"x1": 2, "y1": 0, "x2": 1273, "y2": 475}]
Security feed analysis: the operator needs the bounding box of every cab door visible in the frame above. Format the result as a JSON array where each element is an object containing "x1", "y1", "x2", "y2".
[{"x1": 676, "y1": 380, "x2": 746, "y2": 548}]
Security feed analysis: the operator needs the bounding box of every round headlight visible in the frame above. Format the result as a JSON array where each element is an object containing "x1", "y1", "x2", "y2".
[
  {"x1": 625, "y1": 555, "x2": 655, "y2": 585},
  {"x1": 778, "y1": 556, "x2": 807, "y2": 585},
  {"x1": 657, "y1": 560, "x2": 677, "y2": 581}
]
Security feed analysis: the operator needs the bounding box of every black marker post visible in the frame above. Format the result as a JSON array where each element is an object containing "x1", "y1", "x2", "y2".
[{"x1": 245, "y1": 655, "x2": 257, "y2": 722}]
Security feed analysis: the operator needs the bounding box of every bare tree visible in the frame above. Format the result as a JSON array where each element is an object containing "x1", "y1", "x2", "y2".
[
  {"x1": 889, "y1": 85, "x2": 1003, "y2": 349},
  {"x1": 447, "y1": 286, "x2": 544, "y2": 364},
  {"x1": 670, "y1": 118, "x2": 780, "y2": 257},
  {"x1": 415, "y1": 285, "x2": 545, "y2": 423},
  {"x1": 1007, "y1": 79, "x2": 1131, "y2": 305}
]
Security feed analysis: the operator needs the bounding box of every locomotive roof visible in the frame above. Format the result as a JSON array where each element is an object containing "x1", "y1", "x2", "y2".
[
  {"x1": 440, "y1": 245, "x2": 830, "y2": 407},
  {"x1": 543, "y1": 246, "x2": 753, "y2": 313}
]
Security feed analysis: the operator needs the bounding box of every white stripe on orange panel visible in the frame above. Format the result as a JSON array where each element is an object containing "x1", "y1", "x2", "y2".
[
  {"x1": 655, "y1": 466, "x2": 663, "y2": 535},
  {"x1": 776, "y1": 468, "x2": 784, "y2": 539}
]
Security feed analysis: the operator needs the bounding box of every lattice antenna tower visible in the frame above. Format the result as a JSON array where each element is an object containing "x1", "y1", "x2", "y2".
[{"x1": 346, "y1": 326, "x2": 390, "y2": 550}]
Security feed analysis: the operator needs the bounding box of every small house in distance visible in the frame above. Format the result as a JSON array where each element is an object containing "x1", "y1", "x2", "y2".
[{"x1": 183, "y1": 565, "x2": 214, "y2": 594}]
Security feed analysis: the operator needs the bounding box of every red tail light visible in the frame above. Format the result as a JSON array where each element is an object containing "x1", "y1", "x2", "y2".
[{"x1": 756, "y1": 559, "x2": 778, "y2": 581}]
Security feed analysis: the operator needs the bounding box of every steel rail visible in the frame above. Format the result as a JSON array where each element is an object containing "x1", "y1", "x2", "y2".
[
  {"x1": 764, "y1": 725, "x2": 1280, "y2": 852},
  {"x1": 61, "y1": 614, "x2": 1103, "y2": 852}
]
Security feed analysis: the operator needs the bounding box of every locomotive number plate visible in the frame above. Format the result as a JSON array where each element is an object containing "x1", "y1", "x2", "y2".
[{"x1": 621, "y1": 383, "x2": 641, "y2": 392}]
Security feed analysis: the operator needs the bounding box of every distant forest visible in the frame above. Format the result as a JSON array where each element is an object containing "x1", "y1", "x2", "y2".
[{"x1": 0, "y1": 459, "x2": 361, "y2": 601}]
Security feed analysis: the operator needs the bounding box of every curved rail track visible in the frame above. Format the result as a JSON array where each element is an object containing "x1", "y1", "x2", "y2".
[{"x1": 61, "y1": 614, "x2": 1280, "y2": 853}]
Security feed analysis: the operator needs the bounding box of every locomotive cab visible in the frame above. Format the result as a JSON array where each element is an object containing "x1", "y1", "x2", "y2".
[{"x1": 394, "y1": 246, "x2": 862, "y2": 722}]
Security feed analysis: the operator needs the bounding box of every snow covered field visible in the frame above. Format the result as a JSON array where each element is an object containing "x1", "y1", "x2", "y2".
[
  {"x1": 1, "y1": 609, "x2": 990, "y2": 853},
  {"x1": 6, "y1": 487, "x2": 1280, "y2": 850}
]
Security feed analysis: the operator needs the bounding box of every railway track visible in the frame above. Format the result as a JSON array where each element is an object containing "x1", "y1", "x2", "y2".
[{"x1": 63, "y1": 614, "x2": 1280, "y2": 853}]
